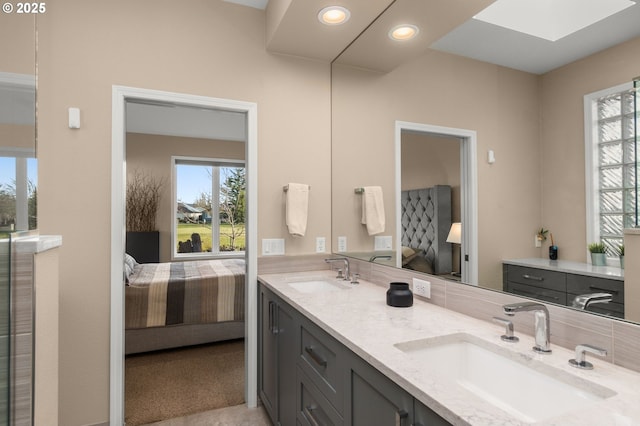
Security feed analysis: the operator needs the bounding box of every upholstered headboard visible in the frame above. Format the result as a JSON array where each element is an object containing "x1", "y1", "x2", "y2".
[{"x1": 401, "y1": 185, "x2": 452, "y2": 275}]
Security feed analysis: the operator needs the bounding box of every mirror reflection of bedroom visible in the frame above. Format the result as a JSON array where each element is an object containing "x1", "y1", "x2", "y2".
[
  {"x1": 123, "y1": 100, "x2": 247, "y2": 425},
  {"x1": 401, "y1": 130, "x2": 462, "y2": 280}
]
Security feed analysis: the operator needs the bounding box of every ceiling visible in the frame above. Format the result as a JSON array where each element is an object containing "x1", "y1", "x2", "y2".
[{"x1": 239, "y1": 0, "x2": 640, "y2": 75}]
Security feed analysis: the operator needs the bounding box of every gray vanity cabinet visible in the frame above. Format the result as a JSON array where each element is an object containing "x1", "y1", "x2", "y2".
[
  {"x1": 259, "y1": 285, "x2": 298, "y2": 426},
  {"x1": 503, "y1": 262, "x2": 624, "y2": 318},
  {"x1": 345, "y1": 353, "x2": 414, "y2": 426},
  {"x1": 503, "y1": 264, "x2": 567, "y2": 305},
  {"x1": 414, "y1": 400, "x2": 453, "y2": 426},
  {"x1": 258, "y1": 282, "x2": 452, "y2": 426}
]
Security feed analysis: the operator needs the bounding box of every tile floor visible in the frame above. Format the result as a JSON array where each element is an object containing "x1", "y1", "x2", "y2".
[{"x1": 145, "y1": 403, "x2": 271, "y2": 426}]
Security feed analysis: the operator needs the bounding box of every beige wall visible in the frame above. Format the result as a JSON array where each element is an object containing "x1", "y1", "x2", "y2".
[
  {"x1": 0, "y1": 14, "x2": 35, "y2": 74},
  {"x1": 126, "y1": 133, "x2": 245, "y2": 262},
  {"x1": 401, "y1": 132, "x2": 461, "y2": 220},
  {"x1": 332, "y1": 49, "x2": 542, "y2": 289},
  {"x1": 540, "y1": 36, "x2": 640, "y2": 263},
  {"x1": 36, "y1": 2, "x2": 330, "y2": 424}
]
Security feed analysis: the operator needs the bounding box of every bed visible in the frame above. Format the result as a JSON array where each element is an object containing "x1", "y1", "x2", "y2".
[
  {"x1": 124, "y1": 255, "x2": 245, "y2": 355},
  {"x1": 400, "y1": 185, "x2": 452, "y2": 275}
]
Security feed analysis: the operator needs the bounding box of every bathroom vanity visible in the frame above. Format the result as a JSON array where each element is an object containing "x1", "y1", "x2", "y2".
[
  {"x1": 503, "y1": 258, "x2": 624, "y2": 318},
  {"x1": 258, "y1": 270, "x2": 640, "y2": 425}
]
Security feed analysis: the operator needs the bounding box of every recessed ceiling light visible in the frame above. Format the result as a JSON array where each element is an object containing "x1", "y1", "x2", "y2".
[
  {"x1": 389, "y1": 25, "x2": 419, "y2": 41},
  {"x1": 318, "y1": 6, "x2": 351, "y2": 26},
  {"x1": 474, "y1": 0, "x2": 636, "y2": 42}
]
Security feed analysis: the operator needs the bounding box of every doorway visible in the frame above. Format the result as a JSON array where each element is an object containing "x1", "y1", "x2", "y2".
[
  {"x1": 110, "y1": 86, "x2": 258, "y2": 425},
  {"x1": 394, "y1": 121, "x2": 478, "y2": 285}
]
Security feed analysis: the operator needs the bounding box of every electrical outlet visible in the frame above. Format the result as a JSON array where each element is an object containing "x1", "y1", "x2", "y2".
[
  {"x1": 316, "y1": 237, "x2": 326, "y2": 253},
  {"x1": 534, "y1": 235, "x2": 541, "y2": 248},
  {"x1": 413, "y1": 278, "x2": 431, "y2": 299}
]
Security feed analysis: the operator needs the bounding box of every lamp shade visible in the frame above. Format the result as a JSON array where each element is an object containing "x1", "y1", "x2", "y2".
[{"x1": 446, "y1": 222, "x2": 462, "y2": 244}]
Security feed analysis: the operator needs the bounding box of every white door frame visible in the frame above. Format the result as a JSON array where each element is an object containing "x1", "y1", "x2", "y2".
[
  {"x1": 111, "y1": 85, "x2": 258, "y2": 424},
  {"x1": 395, "y1": 121, "x2": 478, "y2": 285}
]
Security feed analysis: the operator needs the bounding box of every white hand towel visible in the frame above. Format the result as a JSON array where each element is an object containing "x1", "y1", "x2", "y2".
[
  {"x1": 360, "y1": 186, "x2": 385, "y2": 235},
  {"x1": 286, "y1": 183, "x2": 310, "y2": 237}
]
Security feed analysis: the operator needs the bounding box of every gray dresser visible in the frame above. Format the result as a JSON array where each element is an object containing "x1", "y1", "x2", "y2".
[{"x1": 503, "y1": 258, "x2": 624, "y2": 318}]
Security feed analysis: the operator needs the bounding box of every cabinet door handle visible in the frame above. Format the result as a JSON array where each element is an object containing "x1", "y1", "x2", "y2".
[
  {"x1": 522, "y1": 274, "x2": 544, "y2": 281},
  {"x1": 589, "y1": 285, "x2": 619, "y2": 295},
  {"x1": 304, "y1": 346, "x2": 328, "y2": 367},
  {"x1": 304, "y1": 405, "x2": 321, "y2": 426},
  {"x1": 395, "y1": 409, "x2": 408, "y2": 426},
  {"x1": 268, "y1": 302, "x2": 279, "y2": 335},
  {"x1": 514, "y1": 287, "x2": 560, "y2": 301}
]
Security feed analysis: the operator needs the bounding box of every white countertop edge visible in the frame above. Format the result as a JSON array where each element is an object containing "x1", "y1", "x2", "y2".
[
  {"x1": 258, "y1": 270, "x2": 640, "y2": 426},
  {"x1": 503, "y1": 258, "x2": 624, "y2": 280},
  {"x1": 14, "y1": 235, "x2": 63, "y2": 253}
]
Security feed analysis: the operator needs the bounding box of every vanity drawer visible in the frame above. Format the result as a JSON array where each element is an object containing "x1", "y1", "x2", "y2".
[
  {"x1": 298, "y1": 316, "x2": 345, "y2": 413},
  {"x1": 566, "y1": 275, "x2": 624, "y2": 304},
  {"x1": 506, "y1": 265, "x2": 566, "y2": 292},
  {"x1": 506, "y1": 281, "x2": 567, "y2": 305},
  {"x1": 297, "y1": 367, "x2": 343, "y2": 426}
]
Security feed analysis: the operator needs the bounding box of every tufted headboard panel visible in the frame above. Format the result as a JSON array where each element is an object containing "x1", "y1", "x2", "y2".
[{"x1": 401, "y1": 185, "x2": 452, "y2": 275}]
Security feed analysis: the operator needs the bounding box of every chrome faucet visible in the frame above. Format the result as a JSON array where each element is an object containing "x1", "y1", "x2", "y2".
[
  {"x1": 503, "y1": 302, "x2": 552, "y2": 354},
  {"x1": 325, "y1": 257, "x2": 351, "y2": 281},
  {"x1": 369, "y1": 255, "x2": 392, "y2": 262},
  {"x1": 571, "y1": 293, "x2": 612, "y2": 310}
]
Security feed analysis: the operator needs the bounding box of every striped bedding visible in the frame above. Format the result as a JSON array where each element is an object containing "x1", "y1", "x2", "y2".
[{"x1": 125, "y1": 258, "x2": 245, "y2": 330}]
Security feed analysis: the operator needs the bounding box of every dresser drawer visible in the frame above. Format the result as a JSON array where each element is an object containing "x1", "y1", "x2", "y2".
[
  {"x1": 566, "y1": 275, "x2": 624, "y2": 304},
  {"x1": 297, "y1": 367, "x2": 343, "y2": 426},
  {"x1": 506, "y1": 265, "x2": 566, "y2": 292},
  {"x1": 506, "y1": 281, "x2": 567, "y2": 305},
  {"x1": 298, "y1": 316, "x2": 345, "y2": 413}
]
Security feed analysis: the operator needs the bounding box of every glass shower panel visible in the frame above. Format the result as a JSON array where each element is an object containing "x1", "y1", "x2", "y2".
[
  {"x1": 635, "y1": 77, "x2": 640, "y2": 226},
  {"x1": 0, "y1": 234, "x2": 10, "y2": 425}
]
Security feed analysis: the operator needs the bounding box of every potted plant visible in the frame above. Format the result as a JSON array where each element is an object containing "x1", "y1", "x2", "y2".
[
  {"x1": 587, "y1": 242, "x2": 607, "y2": 266},
  {"x1": 536, "y1": 227, "x2": 548, "y2": 243},
  {"x1": 126, "y1": 170, "x2": 164, "y2": 263},
  {"x1": 619, "y1": 244, "x2": 624, "y2": 270}
]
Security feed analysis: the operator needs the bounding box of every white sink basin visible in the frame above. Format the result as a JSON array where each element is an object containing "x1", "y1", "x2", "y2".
[
  {"x1": 395, "y1": 333, "x2": 615, "y2": 423},
  {"x1": 287, "y1": 279, "x2": 351, "y2": 293}
]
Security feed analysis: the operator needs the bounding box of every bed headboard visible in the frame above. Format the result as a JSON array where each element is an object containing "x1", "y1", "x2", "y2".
[{"x1": 401, "y1": 185, "x2": 452, "y2": 275}]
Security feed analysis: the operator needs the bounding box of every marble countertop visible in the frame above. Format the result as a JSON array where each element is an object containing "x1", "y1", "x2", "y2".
[
  {"x1": 258, "y1": 270, "x2": 640, "y2": 426},
  {"x1": 503, "y1": 258, "x2": 624, "y2": 281}
]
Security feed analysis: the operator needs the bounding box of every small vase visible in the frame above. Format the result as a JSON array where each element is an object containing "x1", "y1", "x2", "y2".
[
  {"x1": 591, "y1": 252, "x2": 606, "y2": 266},
  {"x1": 620, "y1": 255, "x2": 624, "y2": 270}
]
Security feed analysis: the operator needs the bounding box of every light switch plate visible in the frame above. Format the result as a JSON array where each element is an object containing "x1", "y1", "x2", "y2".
[
  {"x1": 338, "y1": 236, "x2": 347, "y2": 252},
  {"x1": 262, "y1": 238, "x2": 285, "y2": 255},
  {"x1": 374, "y1": 235, "x2": 392, "y2": 250}
]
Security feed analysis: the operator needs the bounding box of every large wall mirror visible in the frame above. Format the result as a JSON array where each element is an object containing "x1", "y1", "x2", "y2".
[
  {"x1": 0, "y1": 14, "x2": 37, "y2": 233},
  {"x1": 331, "y1": 0, "x2": 640, "y2": 322}
]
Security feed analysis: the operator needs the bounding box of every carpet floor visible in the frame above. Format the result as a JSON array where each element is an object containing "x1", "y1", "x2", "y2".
[{"x1": 125, "y1": 339, "x2": 245, "y2": 426}]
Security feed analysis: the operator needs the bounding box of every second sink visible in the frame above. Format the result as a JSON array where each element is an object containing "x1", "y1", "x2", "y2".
[{"x1": 394, "y1": 333, "x2": 615, "y2": 423}]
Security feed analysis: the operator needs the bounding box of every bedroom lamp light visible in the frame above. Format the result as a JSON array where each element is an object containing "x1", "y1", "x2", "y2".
[
  {"x1": 446, "y1": 222, "x2": 462, "y2": 244},
  {"x1": 447, "y1": 222, "x2": 462, "y2": 277}
]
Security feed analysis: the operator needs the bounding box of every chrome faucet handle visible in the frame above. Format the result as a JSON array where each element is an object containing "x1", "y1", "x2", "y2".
[
  {"x1": 351, "y1": 273, "x2": 360, "y2": 284},
  {"x1": 335, "y1": 268, "x2": 344, "y2": 279},
  {"x1": 492, "y1": 317, "x2": 519, "y2": 342},
  {"x1": 569, "y1": 344, "x2": 607, "y2": 370}
]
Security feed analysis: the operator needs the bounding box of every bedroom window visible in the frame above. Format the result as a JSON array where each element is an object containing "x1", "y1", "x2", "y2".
[
  {"x1": 173, "y1": 157, "x2": 245, "y2": 258},
  {"x1": 585, "y1": 82, "x2": 639, "y2": 261},
  {"x1": 0, "y1": 150, "x2": 37, "y2": 233}
]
